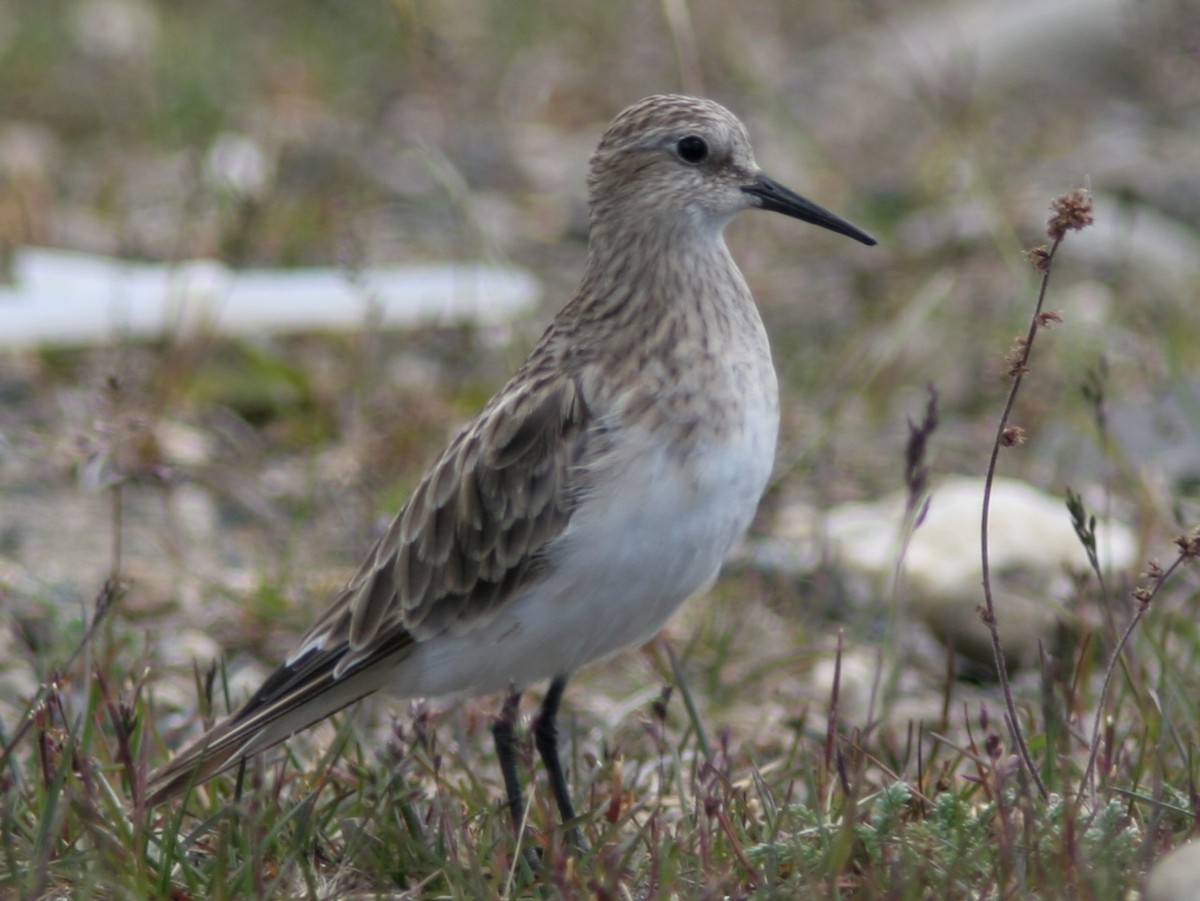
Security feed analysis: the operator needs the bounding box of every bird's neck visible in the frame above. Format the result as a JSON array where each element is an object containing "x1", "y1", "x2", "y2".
[
  {"x1": 575, "y1": 216, "x2": 747, "y2": 326},
  {"x1": 560, "y1": 216, "x2": 776, "y2": 445}
]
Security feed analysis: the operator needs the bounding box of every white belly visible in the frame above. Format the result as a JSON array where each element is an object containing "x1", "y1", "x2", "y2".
[{"x1": 387, "y1": 403, "x2": 778, "y2": 697}]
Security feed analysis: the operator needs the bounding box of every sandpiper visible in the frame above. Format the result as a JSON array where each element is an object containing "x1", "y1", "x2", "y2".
[{"x1": 147, "y1": 94, "x2": 876, "y2": 841}]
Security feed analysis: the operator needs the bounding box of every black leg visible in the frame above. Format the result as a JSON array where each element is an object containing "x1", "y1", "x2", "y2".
[
  {"x1": 491, "y1": 687, "x2": 525, "y2": 832},
  {"x1": 533, "y1": 674, "x2": 583, "y2": 849}
]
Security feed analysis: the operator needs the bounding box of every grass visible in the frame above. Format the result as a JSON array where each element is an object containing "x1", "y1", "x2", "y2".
[
  {"x1": 2, "y1": 566, "x2": 1196, "y2": 899},
  {"x1": 2, "y1": 0, "x2": 1200, "y2": 897}
]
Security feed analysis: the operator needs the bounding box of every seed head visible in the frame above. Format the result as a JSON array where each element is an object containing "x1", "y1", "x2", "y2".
[
  {"x1": 1025, "y1": 245, "x2": 1052, "y2": 272},
  {"x1": 1001, "y1": 426, "x2": 1026, "y2": 447},
  {"x1": 1173, "y1": 529, "x2": 1200, "y2": 560},
  {"x1": 1046, "y1": 189, "x2": 1094, "y2": 240},
  {"x1": 1005, "y1": 335, "x2": 1030, "y2": 377}
]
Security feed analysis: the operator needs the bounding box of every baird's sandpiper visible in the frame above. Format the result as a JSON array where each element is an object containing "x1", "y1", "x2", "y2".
[{"x1": 147, "y1": 94, "x2": 876, "y2": 841}]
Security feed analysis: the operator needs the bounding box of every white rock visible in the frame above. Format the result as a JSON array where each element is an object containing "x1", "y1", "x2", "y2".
[
  {"x1": 1146, "y1": 842, "x2": 1200, "y2": 901},
  {"x1": 160, "y1": 628, "x2": 223, "y2": 669},
  {"x1": 810, "y1": 648, "x2": 878, "y2": 726},
  {"x1": 793, "y1": 476, "x2": 1138, "y2": 665},
  {"x1": 820, "y1": 475, "x2": 1135, "y2": 592},
  {"x1": 155, "y1": 420, "x2": 217, "y2": 468},
  {"x1": 70, "y1": 0, "x2": 160, "y2": 61},
  {"x1": 204, "y1": 133, "x2": 276, "y2": 200}
]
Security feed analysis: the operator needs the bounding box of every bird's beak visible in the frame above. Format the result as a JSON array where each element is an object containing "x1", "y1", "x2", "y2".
[{"x1": 742, "y1": 173, "x2": 876, "y2": 246}]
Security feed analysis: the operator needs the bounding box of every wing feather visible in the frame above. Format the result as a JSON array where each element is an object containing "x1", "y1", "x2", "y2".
[{"x1": 146, "y1": 370, "x2": 590, "y2": 805}]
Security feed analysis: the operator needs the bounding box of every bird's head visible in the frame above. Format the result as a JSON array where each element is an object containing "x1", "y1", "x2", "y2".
[{"x1": 586, "y1": 94, "x2": 875, "y2": 247}]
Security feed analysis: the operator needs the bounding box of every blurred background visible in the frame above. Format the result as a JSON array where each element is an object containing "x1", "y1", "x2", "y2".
[{"x1": 0, "y1": 0, "x2": 1198, "y2": 755}]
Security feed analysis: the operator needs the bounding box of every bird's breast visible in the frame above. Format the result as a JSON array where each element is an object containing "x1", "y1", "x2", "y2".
[
  {"x1": 379, "y1": 300, "x2": 781, "y2": 696},
  {"x1": 620, "y1": 313, "x2": 780, "y2": 454}
]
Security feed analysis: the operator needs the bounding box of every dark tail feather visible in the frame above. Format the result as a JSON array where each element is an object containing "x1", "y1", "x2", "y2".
[{"x1": 146, "y1": 643, "x2": 394, "y2": 806}]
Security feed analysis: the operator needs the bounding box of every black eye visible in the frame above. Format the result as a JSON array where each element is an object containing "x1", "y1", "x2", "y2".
[{"x1": 676, "y1": 135, "x2": 709, "y2": 164}]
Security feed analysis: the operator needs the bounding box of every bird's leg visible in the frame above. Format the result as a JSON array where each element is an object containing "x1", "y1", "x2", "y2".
[
  {"x1": 532, "y1": 674, "x2": 583, "y2": 850},
  {"x1": 492, "y1": 687, "x2": 526, "y2": 833}
]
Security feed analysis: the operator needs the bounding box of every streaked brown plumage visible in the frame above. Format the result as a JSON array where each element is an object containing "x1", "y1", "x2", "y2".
[{"x1": 146, "y1": 95, "x2": 875, "y2": 826}]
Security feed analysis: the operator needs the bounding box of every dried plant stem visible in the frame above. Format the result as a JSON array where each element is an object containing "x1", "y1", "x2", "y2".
[
  {"x1": 979, "y1": 235, "x2": 1064, "y2": 802},
  {"x1": 660, "y1": 0, "x2": 704, "y2": 96},
  {"x1": 1081, "y1": 550, "x2": 1189, "y2": 796},
  {"x1": 110, "y1": 484, "x2": 124, "y2": 579},
  {"x1": 0, "y1": 578, "x2": 123, "y2": 772},
  {"x1": 864, "y1": 388, "x2": 937, "y2": 740}
]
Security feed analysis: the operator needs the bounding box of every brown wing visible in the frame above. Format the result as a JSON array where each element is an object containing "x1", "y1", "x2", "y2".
[
  {"x1": 319, "y1": 371, "x2": 588, "y2": 664},
  {"x1": 146, "y1": 372, "x2": 590, "y2": 805}
]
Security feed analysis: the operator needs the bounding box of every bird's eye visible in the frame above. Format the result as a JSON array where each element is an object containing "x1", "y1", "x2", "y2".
[{"x1": 676, "y1": 135, "x2": 709, "y2": 164}]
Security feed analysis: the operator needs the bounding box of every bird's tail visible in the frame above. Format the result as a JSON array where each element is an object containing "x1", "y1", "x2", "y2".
[{"x1": 145, "y1": 646, "x2": 389, "y2": 806}]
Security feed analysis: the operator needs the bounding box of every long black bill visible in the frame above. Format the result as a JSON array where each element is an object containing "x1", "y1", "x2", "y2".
[{"x1": 742, "y1": 173, "x2": 876, "y2": 246}]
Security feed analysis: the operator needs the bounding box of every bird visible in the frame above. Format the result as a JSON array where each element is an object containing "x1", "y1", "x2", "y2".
[{"x1": 145, "y1": 94, "x2": 876, "y2": 840}]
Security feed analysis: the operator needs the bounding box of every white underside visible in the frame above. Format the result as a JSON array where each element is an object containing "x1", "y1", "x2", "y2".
[{"x1": 380, "y1": 408, "x2": 778, "y2": 698}]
